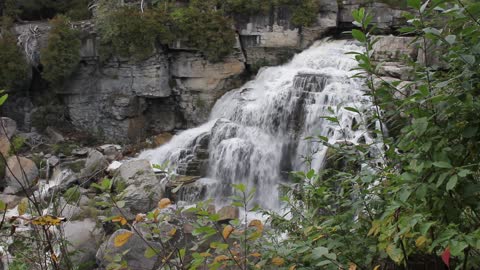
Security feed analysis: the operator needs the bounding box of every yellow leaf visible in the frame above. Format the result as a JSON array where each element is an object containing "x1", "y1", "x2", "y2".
[
  {"x1": 222, "y1": 225, "x2": 234, "y2": 239},
  {"x1": 199, "y1": 252, "x2": 211, "y2": 258},
  {"x1": 368, "y1": 220, "x2": 380, "y2": 237},
  {"x1": 349, "y1": 263, "x2": 357, "y2": 270},
  {"x1": 18, "y1": 198, "x2": 28, "y2": 216},
  {"x1": 135, "y1": 214, "x2": 145, "y2": 223},
  {"x1": 31, "y1": 215, "x2": 66, "y2": 226},
  {"x1": 168, "y1": 228, "x2": 177, "y2": 237},
  {"x1": 114, "y1": 231, "x2": 133, "y2": 247},
  {"x1": 373, "y1": 265, "x2": 380, "y2": 270},
  {"x1": 158, "y1": 198, "x2": 171, "y2": 209},
  {"x1": 415, "y1": 235, "x2": 427, "y2": 248},
  {"x1": 248, "y1": 219, "x2": 264, "y2": 232},
  {"x1": 112, "y1": 216, "x2": 128, "y2": 226},
  {"x1": 272, "y1": 257, "x2": 285, "y2": 266},
  {"x1": 153, "y1": 209, "x2": 160, "y2": 222},
  {"x1": 249, "y1": 252, "x2": 262, "y2": 258},
  {"x1": 289, "y1": 265, "x2": 297, "y2": 270},
  {"x1": 312, "y1": 234, "x2": 325, "y2": 242},
  {"x1": 213, "y1": 255, "x2": 230, "y2": 263}
]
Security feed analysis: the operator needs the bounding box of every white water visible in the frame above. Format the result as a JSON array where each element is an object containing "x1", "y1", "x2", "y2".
[{"x1": 140, "y1": 40, "x2": 376, "y2": 210}]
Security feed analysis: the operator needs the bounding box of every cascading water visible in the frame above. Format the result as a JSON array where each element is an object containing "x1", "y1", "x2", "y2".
[{"x1": 139, "y1": 39, "x2": 376, "y2": 210}]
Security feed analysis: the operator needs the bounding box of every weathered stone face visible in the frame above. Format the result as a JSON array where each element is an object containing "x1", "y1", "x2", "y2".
[{"x1": 6, "y1": 2, "x2": 410, "y2": 143}]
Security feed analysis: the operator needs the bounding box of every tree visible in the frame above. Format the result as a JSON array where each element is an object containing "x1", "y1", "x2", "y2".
[{"x1": 40, "y1": 15, "x2": 81, "y2": 85}]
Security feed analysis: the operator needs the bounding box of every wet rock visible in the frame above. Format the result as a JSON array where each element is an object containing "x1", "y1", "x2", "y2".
[
  {"x1": 72, "y1": 148, "x2": 89, "y2": 157},
  {"x1": 115, "y1": 159, "x2": 164, "y2": 216},
  {"x1": 79, "y1": 149, "x2": 108, "y2": 180},
  {"x1": 153, "y1": 133, "x2": 173, "y2": 147},
  {"x1": 47, "y1": 156, "x2": 60, "y2": 167},
  {"x1": 45, "y1": 126, "x2": 65, "y2": 143},
  {"x1": 0, "y1": 117, "x2": 17, "y2": 139},
  {"x1": 3, "y1": 156, "x2": 39, "y2": 194},
  {"x1": 96, "y1": 229, "x2": 161, "y2": 270},
  {"x1": 217, "y1": 206, "x2": 239, "y2": 222},
  {"x1": 0, "y1": 136, "x2": 11, "y2": 157},
  {"x1": 64, "y1": 219, "x2": 102, "y2": 268},
  {"x1": 98, "y1": 144, "x2": 122, "y2": 161}
]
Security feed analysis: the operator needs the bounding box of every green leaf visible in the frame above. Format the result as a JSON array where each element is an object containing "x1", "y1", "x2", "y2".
[
  {"x1": 116, "y1": 200, "x2": 126, "y2": 208},
  {"x1": 0, "y1": 200, "x2": 5, "y2": 211},
  {"x1": 407, "y1": 0, "x2": 421, "y2": 9},
  {"x1": 433, "y1": 161, "x2": 452, "y2": 169},
  {"x1": 445, "y1": 35, "x2": 456, "y2": 45},
  {"x1": 144, "y1": 247, "x2": 157, "y2": 259},
  {"x1": 344, "y1": 107, "x2": 360, "y2": 114},
  {"x1": 446, "y1": 175, "x2": 458, "y2": 191},
  {"x1": 0, "y1": 94, "x2": 8, "y2": 106},
  {"x1": 306, "y1": 169, "x2": 315, "y2": 180},
  {"x1": 412, "y1": 117, "x2": 428, "y2": 136},
  {"x1": 312, "y1": 246, "x2": 329, "y2": 259},
  {"x1": 351, "y1": 29, "x2": 367, "y2": 42}
]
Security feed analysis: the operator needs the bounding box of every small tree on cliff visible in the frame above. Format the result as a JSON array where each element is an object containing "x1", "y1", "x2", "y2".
[{"x1": 40, "y1": 15, "x2": 81, "y2": 86}]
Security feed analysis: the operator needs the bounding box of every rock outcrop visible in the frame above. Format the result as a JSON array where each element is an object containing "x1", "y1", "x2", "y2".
[{"x1": 4, "y1": 1, "x2": 411, "y2": 143}]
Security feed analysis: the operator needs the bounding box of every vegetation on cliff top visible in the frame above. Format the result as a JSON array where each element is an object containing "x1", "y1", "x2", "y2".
[{"x1": 40, "y1": 15, "x2": 81, "y2": 85}]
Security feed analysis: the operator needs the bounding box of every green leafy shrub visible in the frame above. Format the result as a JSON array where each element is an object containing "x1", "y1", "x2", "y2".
[
  {"x1": 264, "y1": 2, "x2": 480, "y2": 269},
  {"x1": 224, "y1": 0, "x2": 272, "y2": 15},
  {"x1": 0, "y1": 22, "x2": 28, "y2": 91},
  {"x1": 97, "y1": 5, "x2": 173, "y2": 61},
  {"x1": 40, "y1": 15, "x2": 81, "y2": 85},
  {"x1": 171, "y1": 6, "x2": 236, "y2": 62}
]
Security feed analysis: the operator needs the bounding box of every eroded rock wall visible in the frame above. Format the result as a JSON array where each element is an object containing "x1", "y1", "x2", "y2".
[{"x1": 5, "y1": 0, "x2": 410, "y2": 143}]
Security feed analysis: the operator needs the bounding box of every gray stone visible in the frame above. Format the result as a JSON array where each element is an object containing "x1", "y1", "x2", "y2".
[
  {"x1": 0, "y1": 117, "x2": 17, "y2": 139},
  {"x1": 372, "y1": 35, "x2": 418, "y2": 62},
  {"x1": 217, "y1": 206, "x2": 239, "y2": 222},
  {"x1": 45, "y1": 126, "x2": 65, "y2": 143},
  {"x1": 72, "y1": 148, "x2": 89, "y2": 157},
  {"x1": 47, "y1": 156, "x2": 60, "y2": 167},
  {"x1": 64, "y1": 219, "x2": 102, "y2": 267},
  {"x1": 96, "y1": 229, "x2": 161, "y2": 270},
  {"x1": 115, "y1": 160, "x2": 164, "y2": 216},
  {"x1": 4, "y1": 156, "x2": 39, "y2": 194},
  {"x1": 79, "y1": 150, "x2": 108, "y2": 179}
]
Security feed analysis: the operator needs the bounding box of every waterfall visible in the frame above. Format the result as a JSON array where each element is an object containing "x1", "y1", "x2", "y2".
[{"x1": 139, "y1": 40, "x2": 375, "y2": 210}]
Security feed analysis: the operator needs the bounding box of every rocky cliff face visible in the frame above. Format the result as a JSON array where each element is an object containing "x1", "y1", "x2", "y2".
[{"x1": 4, "y1": 0, "x2": 408, "y2": 143}]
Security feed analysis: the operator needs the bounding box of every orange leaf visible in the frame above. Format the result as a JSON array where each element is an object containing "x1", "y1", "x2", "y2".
[
  {"x1": 249, "y1": 252, "x2": 262, "y2": 258},
  {"x1": 289, "y1": 265, "x2": 297, "y2": 270},
  {"x1": 272, "y1": 257, "x2": 285, "y2": 266},
  {"x1": 31, "y1": 215, "x2": 66, "y2": 226},
  {"x1": 348, "y1": 263, "x2": 357, "y2": 270},
  {"x1": 114, "y1": 231, "x2": 133, "y2": 247},
  {"x1": 112, "y1": 216, "x2": 128, "y2": 226},
  {"x1": 158, "y1": 198, "x2": 171, "y2": 209},
  {"x1": 214, "y1": 255, "x2": 230, "y2": 263},
  {"x1": 248, "y1": 219, "x2": 264, "y2": 232},
  {"x1": 200, "y1": 252, "x2": 212, "y2": 258},
  {"x1": 222, "y1": 225, "x2": 234, "y2": 239},
  {"x1": 135, "y1": 214, "x2": 146, "y2": 223},
  {"x1": 168, "y1": 228, "x2": 177, "y2": 237},
  {"x1": 373, "y1": 266, "x2": 380, "y2": 270}
]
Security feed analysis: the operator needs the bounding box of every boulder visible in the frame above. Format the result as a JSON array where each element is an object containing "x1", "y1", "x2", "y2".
[
  {"x1": 96, "y1": 229, "x2": 161, "y2": 270},
  {"x1": 64, "y1": 219, "x2": 102, "y2": 268},
  {"x1": 217, "y1": 206, "x2": 239, "y2": 222},
  {"x1": 3, "y1": 156, "x2": 39, "y2": 194},
  {"x1": 0, "y1": 194, "x2": 22, "y2": 209},
  {"x1": 79, "y1": 149, "x2": 108, "y2": 180},
  {"x1": 115, "y1": 159, "x2": 164, "y2": 216},
  {"x1": 98, "y1": 144, "x2": 122, "y2": 161},
  {"x1": 47, "y1": 156, "x2": 60, "y2": 167},
  {"x1": 0, "y1": 117, "x2": 17, "y2": 139},
  {"x1": 0, "y1": 136, "x2": 11, "y2": 157}
]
